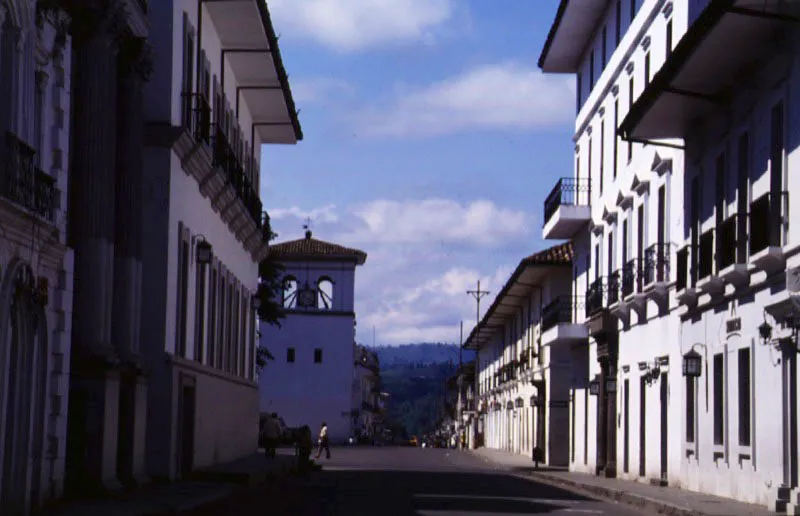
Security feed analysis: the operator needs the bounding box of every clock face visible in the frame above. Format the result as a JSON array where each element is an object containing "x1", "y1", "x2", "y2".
[{"x1": 297, "y1": 286, "x2": 316, "y2": 308}]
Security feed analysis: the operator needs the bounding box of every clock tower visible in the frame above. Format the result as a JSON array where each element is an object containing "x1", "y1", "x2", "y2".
[{"x1": 257, "y1": 228, "x2": 367, "y2": 443}]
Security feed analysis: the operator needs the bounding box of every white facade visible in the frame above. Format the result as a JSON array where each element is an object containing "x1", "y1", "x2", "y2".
[
  {"x1": 465, "y1": 243, "x2": 575, "y2": 466},
  {"x1": 352, "y1": 345, "x2": 383, "y2": 440},
  {"x1": 140, "y1": 0, "x2": 300, "y2": 481},
  {"x1": 540, "y1": 0, "x2": 800, "y2": 512},
  {"x1": 259, "y1": 231, "x2": 367, "y2": 444},
  {"x1": 0, "y1": 1, "x2": 73, "y2": 512}
]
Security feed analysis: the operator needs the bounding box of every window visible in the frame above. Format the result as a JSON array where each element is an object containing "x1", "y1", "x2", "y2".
[
  {"x1": 314, "y1": 348, "x2": 323, "y2": 363},
  {"x1": 589, "y1": 51, "x2": 595, "y2": 90},
  {"x1": 34, "y1": 72, "x2": 45, "y2": 161},
  {"x1": 576, "y1": 73, "x2": 582, "y2": 112},
  {"x1": 599, "y1": 120, "x2": 605, "y2": 194},
  {"x1": 594, "y1": 244, "x2": 600, "y2": 280},
  {"x1": 622, "y1": 219, "x2": 628, "y2": 265},
  {"x1": 615, "y1": 1, "x2": 622, "y2": 45},
  {"x1": 738, "y1": 348, "x2": 751, "y2": 446},
  {"x1": 770, "y1": 101, "x2": 784, "y2": 204},
  {"x1": 287, "y1": 347, "x2": 296, "y2": 363},
  {"x1": 630, "y1": 0, "x2": 636, "y2": 23},
  {"x1": 208, "y1": 266, "x2": 217, "y2": 368},
  {"x1": 181, "y1": 13, "x2": 195, "y2": 125},
  {"x1": 737, "y1": 132, "x2": 750, "y2": 262},
  {"x1": 588, "y1": 137, "x2": 593, "y2": 201},
  {"x1": 644, "y1": 52, "x2": 651, "y2": 85},
  {"x1": 613, "y1": 100, "x2": 619, "y2": 179},
  {"x1": 607, "y1": 232, "x2": 614, "y2": 275},
  {"x1": 666, "y1": 19, "x2": 673, "y2": 58},
  {"x1": 713, "y1": 353, "x2": 725, "y2": 446},
  {"x1": 627, "y1": 77, "x2": 634, "y2": 159},
  {"x1": 176, "y1": 224, "x2": 189, "y2": 357},
  {"x1": 194, "y1": 251, "x2": 207, "y2": 363},
  {"x1": 715, "y1": 152, "x2": 726, "y2": 225},
  {"x1": 601, "y1": 26, "x2": 607, "y2": 69},
  {"x1": 686, "y1": 376, "x2": 695, "y2": 443}
]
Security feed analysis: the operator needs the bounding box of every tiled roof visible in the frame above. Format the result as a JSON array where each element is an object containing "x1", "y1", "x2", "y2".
[
  {"x1": 269, "y1": 231, "x2": 367, "y2": 264},
  {"x1": 523, "y1": 241, "x2": 573, "y2": 265}
]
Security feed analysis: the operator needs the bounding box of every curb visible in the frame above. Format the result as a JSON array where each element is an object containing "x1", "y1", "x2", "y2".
[{"x1": 519, "y1": 471, "x2": 705, "y2": 516}]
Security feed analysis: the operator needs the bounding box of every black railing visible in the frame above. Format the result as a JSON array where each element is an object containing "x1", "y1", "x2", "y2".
[
  {"x1": 676, "y1": 246, "x2": 689, "y2": 291},
  {"x1": 181, "y1": 92, "x2": 212, "y2": 145},
  {"x1": 717, "y1": 215, "x2": 737, "y2": 270},
  {"x1": 643, "y1": 243, "x2": 671, "y2": 285},
  {"x1": 212, "y1": 125, "x2": 263, "y2": 229},
  {"x1": 542, "y1": 295, "x2": 581, "y2": 332},
  {"x1": 607, "y1": 272, "x2": 620, "y2": 305},
  {"x1": 3, "y1": 132, "x2": 56, "y2": 221},
  {"x1": 749, "y1": 191, "x2": 786, "y2": 255},
  {"x1": 586, "y1": 279, "x2": 604, "y2": 317},
  {"x1": 698, "y1": 229, "x2": 714, "y2": 279},
  {"x1": 543, "y1": 177, "x2": 591, "y2": 226},
  {"x1": 621, "y1": 259, "x2": 638, "y2": 298}
]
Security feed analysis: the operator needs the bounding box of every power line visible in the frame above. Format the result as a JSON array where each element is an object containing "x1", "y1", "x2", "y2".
[{"x1": 466, "y1": 279, "x2": 490, "y2": 327}]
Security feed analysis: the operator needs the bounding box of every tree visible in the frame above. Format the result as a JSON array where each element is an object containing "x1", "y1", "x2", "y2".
[{"x1": 255, "y1": 213, "x2": 285, "y2": 372}]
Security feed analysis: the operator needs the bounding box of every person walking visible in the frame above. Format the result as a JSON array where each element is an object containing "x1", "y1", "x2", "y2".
[{"x1": 314, "y1": 421, "x2": 331, "y2": 460}]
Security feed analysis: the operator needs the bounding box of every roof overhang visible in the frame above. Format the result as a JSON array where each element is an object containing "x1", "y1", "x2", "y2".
[
  {"x1": 462, "y1": 262, "x2": 569, "y2": 351},
  {"x1": 204, "y1": 0, "x2": 303, "y2": 144},
  {"x1": 538, "y1": 0, "x2": 610, "y2": 72},
  {"x1": 619, "y1": 0, "x2": 797, "y2": 141}
]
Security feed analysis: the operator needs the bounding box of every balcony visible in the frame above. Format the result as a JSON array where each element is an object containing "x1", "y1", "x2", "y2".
[
  {"x1": 541, "y1": 296, "x2": 588, "y2": 347},
  {"x1": 623, "y1": 258, "x2": 647, "y2": 315},
  {"x1": 642, "y1": 243, "x2": 671, "y2": 305},
  {"x1": 542, "y1": 177, "x2": 591, "y2": 240},
  {"x1": 181, "y1": 93, "x2": 212, "y2": 146},
  {"x1": 696, "y1": 228, "x2": 724, "y2": 297},
  {"x1": 608, "y1": 270, "x2": 630, "y2": 322},
  {"x1": 2, "y1": 132, "x2": 57, "y2": 222},
  {"x1": 749, "y1": 191, "x2": 787, "y2": 274},
  {"x1": 675, "y1": 246, "x2": 699, "y2": 306},
  {"x1": 211, "y1": 125, "x2": 263, "y2": 232},
  {"x1": 585, "y1": 279, "x2": 605, "y2": 318},
  {"x1": 717, "y1": 213, "x2": 749, "y2": 288}
]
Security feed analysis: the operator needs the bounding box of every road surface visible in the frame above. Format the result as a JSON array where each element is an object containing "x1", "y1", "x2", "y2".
[{"x1": 186, "y1": 446, "x2": 651, "y2": 515}]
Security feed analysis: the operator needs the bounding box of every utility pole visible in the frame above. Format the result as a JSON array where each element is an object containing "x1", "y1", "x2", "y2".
[
  {"x1": 467, "y1": 280, "x2": 490, "y2": 327},
  {"x1": 459, "y1": 320, "x2": 463, "y2": 371}
]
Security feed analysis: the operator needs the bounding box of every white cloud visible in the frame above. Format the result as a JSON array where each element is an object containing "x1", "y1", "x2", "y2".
[
  {"x1": 352, "y1": 62, "x2": 575, "y2": 138},
  {"x1": 269, "y1": 199, "x2": 531, "y2": 345},
  {"x1": 290, "y1": 78, "x2": 354, "y2": 105},
  {"x1": 267, "y1": 0, "x2": 457, "y2": 52}
]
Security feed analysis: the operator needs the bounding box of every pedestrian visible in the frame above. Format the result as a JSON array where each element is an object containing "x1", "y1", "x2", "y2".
[
  {"x1": 262, "y1": 412, "x2": 280, "y2": 458},
  {"x1": 314, "y1": 421, "x2": 331, "y2": 460},
  {"x1": 297, "y1": 425, "x2": 314, "y2": 476}
]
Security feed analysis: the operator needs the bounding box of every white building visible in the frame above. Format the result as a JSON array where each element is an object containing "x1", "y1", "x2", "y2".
[
  {"x1": 617, "y1": 0, "x2": 800, "y2": 511},
  {"x1": 463, "y1": 242, "x2": 575, "y2": 465},
  {"x1": 352, "y1": 344, "x2": 384, "y2": 441},
  {"x1": 539, "y1": 0, "x2": 800, "y2": 512},
  {"x1": 0, "y1": 1, "x2": 74, "y2": 512},
  {"x1": 259, "y1": 230, "x2": 367, "y2": 444},
  {"x1": 138, "y1": 0, "x2": 301, "y2": 481}
]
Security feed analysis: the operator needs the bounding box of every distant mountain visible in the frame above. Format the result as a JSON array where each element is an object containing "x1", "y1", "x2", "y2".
[{"x1": 371, "y1": 343, "x2": 475, "y2": 367}]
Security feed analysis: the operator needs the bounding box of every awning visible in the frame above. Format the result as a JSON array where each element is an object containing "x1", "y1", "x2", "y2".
[
  {"x1": 205, "y1": 0, "x2": 303, "y2": 144},
  {"x1": 619, "y1": 0, "x2": 797, "y2": 141},
  {"x1": 538, "y1": 0, "x2": 609, "y2": 73}
]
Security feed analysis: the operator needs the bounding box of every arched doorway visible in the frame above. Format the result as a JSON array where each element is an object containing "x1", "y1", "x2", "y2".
[{"x1": 0, "y1": 261, "x2": 49, "y2": 514}]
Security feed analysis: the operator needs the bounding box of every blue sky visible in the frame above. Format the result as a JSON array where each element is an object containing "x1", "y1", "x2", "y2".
[{"x1": 261, "y1": 0, "x2": 575, "y2": 346}]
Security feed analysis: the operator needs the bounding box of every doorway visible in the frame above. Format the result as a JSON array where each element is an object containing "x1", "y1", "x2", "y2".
[
  {"x1": 783, "y1": 346, "x2": 798, "y2": 488},
  {"x1": 623, "y1": 378, "x2": 629, "y2": 473},
  {"x1": 639, "y1": 376, "x2": 646, "y2": 477},
  {"x1": 660, "y1": 372, "x2": 668, "y2": 481},
  {"x1": 177, "y1": 375, "x2": 196, "y2": 479}
]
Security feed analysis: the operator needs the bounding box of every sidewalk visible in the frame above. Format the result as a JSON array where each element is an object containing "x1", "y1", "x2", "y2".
[
  {"x1": 40, "y1": 449, "x2": 299, "y2": 516},
  {"x1": 469, "y1": 447, "x2": 776, "y2": 516}
]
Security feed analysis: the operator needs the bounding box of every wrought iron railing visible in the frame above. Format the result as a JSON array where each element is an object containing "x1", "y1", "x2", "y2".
[
  {"x1": 2, "y1": 132, "x2": 56, "y2": 221},
  {"x1": 643, "y1": 243, "x2": 671, "y2": 285},
  {"x1": 698, "y1": 229, "x2": 714, "y2": 279},
  {"x1": 749, "y1": 191, "x2": 787, "y2": 255},
  {"x1": 717, "y1": 215, "x2": 737, "y2": 270},
  {"x1": 621, "y1": 259, "x2": 638, "y2": 298},
  {"x1": 543, "y1": 177, "x2": 591, "y2": 226},
  {"x1": 607, "y1": 271, "x2": 620, "y2": 305},
  {"x1": 181, "y1": 92, "x2": 212, "y2": 145},
  {"x1": 212, "y1": 125, "x2": 263, "y2": 229},
  {"x1": 586, "y1": 279, "x2": 604, "y2": 317},
  {"x1": 676, "y1": 246, "x2": 689, "y2": 291},
  {"x1": 542, "y1": 295, "x2": 582, "y2": 332}
]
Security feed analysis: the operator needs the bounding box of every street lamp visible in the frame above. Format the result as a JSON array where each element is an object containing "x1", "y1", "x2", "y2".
[
  {"x1": 682, "y1": 349, "x2": 702, "y2": 378},
  {"x1": 759, "y1": 320, "x2": 773, "y2": 345},
  {"x1": 589, "y1": 376, "x2": 600, "y2": 396},
  {"x1": 195, "y1": 235, "x2": 213, "y2": 265}
]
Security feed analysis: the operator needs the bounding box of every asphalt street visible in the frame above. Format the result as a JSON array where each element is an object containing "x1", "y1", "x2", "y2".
[{"x1": 184, "y1": 446, "x2": 651, "y2": 515}]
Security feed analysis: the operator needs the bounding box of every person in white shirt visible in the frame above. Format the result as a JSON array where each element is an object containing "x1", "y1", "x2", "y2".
[{"x1": 314, "y1": 422, "x2": 331, "y2": 459}]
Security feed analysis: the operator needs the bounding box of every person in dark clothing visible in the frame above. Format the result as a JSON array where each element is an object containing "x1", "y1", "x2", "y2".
[
  {"x1": 314, "y1": 421, "x2": 331, "y2": 459},
  {"x1": 297, "y1": 425, "x2": 313, "y2": 475}
]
